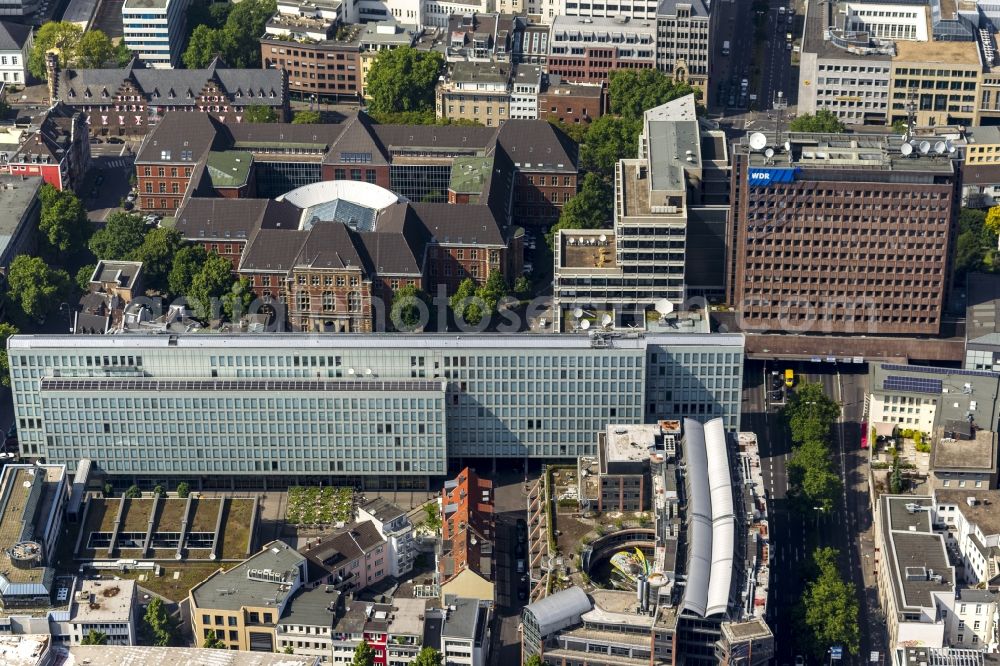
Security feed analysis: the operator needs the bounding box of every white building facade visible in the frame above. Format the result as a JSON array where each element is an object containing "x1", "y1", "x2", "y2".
[
  {"x1": 510, "y1": 64, "x2": 541, "y2": 119},
  {"x1": 0, "y1": 22, "x2": 31, "y2": 85},
  {"x1": 122, "y1": 0, "x2": 190, "y2": 68}
]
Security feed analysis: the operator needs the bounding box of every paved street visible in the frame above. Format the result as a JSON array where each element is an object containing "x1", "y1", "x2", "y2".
[
  {"x1": 760, "y1": 1, "x2": 796, "y2": 114},
  {"x1": 743, "y1": 361, "x2": 880, "y2": 663}
]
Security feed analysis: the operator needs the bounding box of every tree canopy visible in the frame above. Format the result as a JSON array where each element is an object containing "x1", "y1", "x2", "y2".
[
  {"x1": 81, "y1": 629, "x2": 109, "y2": 645},
  {"x1": 412, "y1": 647, "x2": 443, "y2": 666},
  {"x1": 39, "y1": 184, "x2": 90, "y2": 257},
  {"x1": 955, "y1": 208, "x2": 1000, "y2": 278},
  {"x1": 607, "y1": 69, "x2": 700, "y2": 121},
  {"x1": 545, "y1": 173, "x2": 612, "y2": 248},
  {"x1": 366, "y1": 48, "x2": 444, "y2": 116},
  {"x1": 352, "y1": 640, "x2": 376, "y2": 666},
  {"x1": 390, "y1": 284, "x2": 429, "y2": 331},
  {"x1": 189, "y1": 252, "x2": 237, "y2": 321},
  {"x1": 0, "y1": 323, "x2": 17, "y2": 387},
  {"x1": 89, "y1": 211, "x2": 148, "y2": 261},
  {"x1": 168, "y1": 244, "x2": 209, "y2": 298},
  {"x1": 449, "y1": 278, "x2": 483, "y2": 327},
  {"x1": 799, "y1": 547, "x2": 860, "y2": 656},
  {"x1": 130, "y1": 228, "x2": 185, "y2": 294},
  {"x1": 579, "y1": 114, "x2": 640, "y2": 179},
  {"x1": 29, "y1": 23, "x2": 123, "y2": 79},
  {"x1": 5, "y1": 255, "x2": 72, "y2": 323},
  {"x1": 789, "y1": 109, "x2": 846, "y2": 133},
  {"x1": 782, "y1": 382, "x2": 843, "y2": 512},
  {"x1": 203, "y1": 630, "x2": 225, "y2": 649},
  {"x1": 181, "y1": 0, "x2": 276, "y2": 68},
  {"x1": 292, "y1": 110, "x2": 322, "y2": 124},
  {"x1": 143, "y1": 597, "x2": 177, "y2": 646},
  {"x1": 243, "y1": 105, "x2": 278, "y2": 123}
]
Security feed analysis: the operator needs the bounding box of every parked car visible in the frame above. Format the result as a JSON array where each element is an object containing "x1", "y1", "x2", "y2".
[
  {"x1": 89, "y1": 136, "x2": 102, "y2": 144},
  {"x1": 107, "y1": 137, "x2": 125, "y2": 144},
  {"x1": 516, "y1": 559, "x2": 526, "y2": 574}
]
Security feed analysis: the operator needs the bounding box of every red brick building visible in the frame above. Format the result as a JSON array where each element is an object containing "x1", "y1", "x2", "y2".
[
  {"x1": 538, "y1": 76, "x2": 605, "y2": 126},
  {"x1": 134, "y1": 113, "x2": 222, "y2": 214},
  {"x1": 50, "y1": 55, "x2": 288, "y2": 137},
  {"x1": 547, "y1": 17, "x2": 656, "y2": 87},
  {"x1": 0, "y1": 103, "x2": 91, "y2": 193}
]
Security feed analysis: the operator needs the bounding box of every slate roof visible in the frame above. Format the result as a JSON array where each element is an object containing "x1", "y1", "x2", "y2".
[
  {"x1": 657, "y1": 0, "x2": 709, "y2": 17},
  {"x1": 191, "y1": 540, "x2": 305, "y2": 612},
  {"x1": 228, "y1": 121, "x2": 345, "y2": 149},
  {"x1": 324, "y1": 113, "x2": 389, "y2": 165},
  {"x1": 135, "y1": 112, "x2": 222, "y2": 164},
  {"x1": 295, "y1": 219, "x2": 369, "y2": 272},
  {"x1": 412, "y1": 202, "x2": 505, "y2": 246},
  {"x1": 12, "y1": 103, "x2": 84, "y2": 164},
  {"x1": 280, "y1": 585, "x2": 340, "y2": 627},
  {"x1": 241, "y1": 228, "x2": 307, "y2": 272},
  {"x1": 59, "y1": 57, "x2": 285, "y2": 108},
  {"x1": 302, "y1": 521, "x2": 386, "y2": 581},
  {"x1": 175, "y1": 198, "x2": 270, "y2": 241},
  {"x1": 496, "y1": 119, "x2": 578, "y2": 172},
  {"x1": 372, "y1": 122, "x2": 498, "y2": 153},
  {"x1": 0, "y1": 21, "x2": 31, "y2": 51}
]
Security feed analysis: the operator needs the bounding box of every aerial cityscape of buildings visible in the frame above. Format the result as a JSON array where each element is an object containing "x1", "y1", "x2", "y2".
[{"x1": 7, "y1": 0, "x2": 1000, "y2": 662}]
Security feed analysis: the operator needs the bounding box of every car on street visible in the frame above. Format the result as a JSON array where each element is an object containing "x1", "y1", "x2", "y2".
[
  {"x1": 89, "y1": 136, "x2": 102, "y2": 144},
  {"x1": 107, "y1": 137, "x2": 125, "y2": 144},
  {"x1": 861, "y1": 421, "x2": 869, "y2": 449},
  {"x1": 517, "y1": 559, "x2": 525, "y2": 574}
]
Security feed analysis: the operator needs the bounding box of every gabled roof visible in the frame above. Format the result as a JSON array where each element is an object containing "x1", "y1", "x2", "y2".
[
  {"x1": 372, "y1": 122, "x2": 499, "y2": 153},
  {"x1": 241, "y1": 228, "x2": 307, "y2": 272},
  {"x1": 496, "y1": 119, "x2": 578, "y2": 173},
  {"x1": 411, "y1": 202, "x2": 505, "y2": 246},
  {"x1": 135, "y1": 112, "x2": 222, "y2": 164},
  {"x1": 295, "y1": 220, "x2": 369, "y2": 272},
  {"x1": 175, "y1": 197, "x2": 269, "y2": 241},
  {"x1": 0, "y1": 21, "x2": 31, "y2": 51},
  {"x1": 59, "y1": 57, "x2": 285, "y2": 108},
  {"x1": 324, "y1": 113, "x2": 389, "y2": 165}
]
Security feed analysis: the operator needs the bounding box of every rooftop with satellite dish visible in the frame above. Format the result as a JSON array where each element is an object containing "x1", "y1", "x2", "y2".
[
  {"x1": 558, "y1": 228, "x2": 618, "y2": 270},
  {"x1": 741, "y1": 130, "x2": 956, "y2": 174}
]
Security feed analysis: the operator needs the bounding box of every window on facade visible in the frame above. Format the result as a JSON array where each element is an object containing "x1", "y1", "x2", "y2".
[
  {"x1": 470, "y1": 249, "x2": 478, "y2": 260},
  {"x1": 172, "y1": 183, "x2": 179, "y2": 194},
  {"x1": 297, "y1": 292, "x2": 310, "y2": 311},
  {"x1": 390, "y1": 278, "x2": 399, "y2": 289},
  {"x1": 311, "y1": 275, "x2": 320, "y2": 286},
  {"x1": 157, "y1": 167, "x2": 165, "y2": 177},
  {"x1": 336, "y1": 275, "x2": 345, "y2": 287},
  {"x1": 144, "y1": 166, "x2": 151, "y2": 176},
  {"x1": 298, "y1": 275, "x2": 306, "y2": 285},
  {"x1": 323, "y1": 291, "x2": 335, "y2": 312},
  {"x1": 348, "y1": 291, "x2": 361, "y2": 312},
  {"x1": 349, "y1": 276, "x2": 359, "y2": 287},
  {"x1": 366, "y1": 169, "x2": 376, "y2": 183},
  {"x1": 351, "y1": 168, "x2": 362, "y2": 180},
  {"x1": 171, "y1": 167, "x2": 178, "y2": 177},
  {"x1": 145, "y1": 183, "x2": 152, "y2": 193},
  {"x1": 159, "y1": 183, "x2": 166, "y2": 193}
]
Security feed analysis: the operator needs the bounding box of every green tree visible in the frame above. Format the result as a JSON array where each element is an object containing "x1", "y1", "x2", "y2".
[
  {"x1": 188, "y1": 0, "x2": 231, "y2": 31},
  {"x1": 219, "y1": 0, "x2": 277, "y2": 68},
  {"x1": 28, "y1": 21, "x2": 84, "y2": 79},
  {"x1": 548, "y1": 118, "x2": 588, "y2": 144},
  {"x1": 114, "y1": 40, "x2": 133, "y2": 67},
  {"x1": 203, "y1": 630, "x2": 225, "y2": 649},
  {"x1": 175, "y1": 481, "x2": 190, "y2": 498},
  {"x1": 366, "y1": 47, "x2": 444, "y2": 115},
  {"x1": 390, "y1": 284, "x2": 428, "y2": 331},
  {"x1": 292, "y1": 110, "x2": 322, "y2": 124},
  {"x1": 0, "y1": 323, "x2": 17, "y2": 387},
  {"x1": 423, "y1": 501, "x2": 441, "y2": 531},
  {"x1": 513, "y1": 275, "x2": 531, "y2": 298},
  {"x1": 545, "y1": 172, "x2": 612, "y2": 248},
  {"x1": 124, "y1": 484, "x2": 142, "y2": 498},
  {"x1": 800, "y1": 547, "x2": 860, "y2": 656},
  {"x1": 221, "y1": 276, "x2": 254, "y2": 322},
  {"x1": 182, "y1": 24, "x2": 225, "y2": 69},
  {"x1": 412, "y1": 647, "x2": 443, "y2": 666},
  {"x1": 76, "y1": 263, "x2": 96, "y2": 292},
  {"x1": 783, "y1": 382, "x2": 841, "y2": 445},
  {"x1": 189, "y1": 252, "x2": 235, "y2": 320},
  {"x1": 352, "y1": 640, "x2": 376, "y2": 666},
  {"x1": 525, "y1": 656, "x2": 548, "y2": 666},
  {"x1": 889, "y1": 455, "x2": 906, "y2": 493},
  {"x1": 607, "y1": 69, "x2": 700, "y2": 120},
  {"x1": 130, "y1": 228, "x2": 184, "y2": 294},
  {"x1": 580, "y1": 114, "x2": 640, "y2": 178},
  {"x1": 39, "y1": 184, "x2": 90, "y2": 257},
  {"x1": 89, "y1": 211, "x2": 148, "y2": 260},
  {"x1": 891, "y1": 119, "x2": 907, "y2": 134},
  {"x1": 102, "y1": 482, "x2": 114, "y2": 497},
  {"x1": 153, "y1": 484, "x2": 165, "y2": 497},
  {"x1": 450, "y1": 277, "x2": 484, "y2": 326},
  {"x1": 5, "y1": 255, "x2": 72, "y2": 323},
  {"x1": 789, "y1": 109, "x2": 846, "y2": 133},
  {"x1": 143, "y1": 597, "x2": 177, "y2": 646},
  {"x1": 244, "y1": 105, "x2": 278, "y2": 123},
  {"x1": 788, "y1": 438, "x2": 841, "y2": 512},
  {"x1": 81, "y1": 629, "x2": 109, "y2": 645},
  {"x1": 476, "y1": 271, "x2": 508, "y2": 313},
  {"x1": 76, "y1": 30, "x2": 116, "y2": 68},
  {"x1": 283, "y1": 646, "x2": 295, "y2": 654},
  {"x1": 168, "y1": 244, "x2": 208, "y2": 298}
]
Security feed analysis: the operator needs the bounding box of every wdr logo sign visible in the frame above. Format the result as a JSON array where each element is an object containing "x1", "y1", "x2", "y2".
[{"x1": 747, "y1": 167, "x2": 800, "y2": 187}]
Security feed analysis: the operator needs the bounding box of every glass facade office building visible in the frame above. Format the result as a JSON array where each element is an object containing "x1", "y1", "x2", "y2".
[{"x1": 8, "y1": 333, "x2": 743, "y2": 483}]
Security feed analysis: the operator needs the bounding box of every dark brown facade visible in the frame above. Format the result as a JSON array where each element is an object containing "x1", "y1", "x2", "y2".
[
  {"x1": 261, "y1": 39, "x2": 360, "y2": 102},
  {"x1": 728, "y1": 149, "x2": 958, "y2": 336},
  {"x1": 547, "y1": 48, "x2": 654, "y2": 87},
  {"x1": 538, "y1": 83, "x2": 605, "y2": 126},
  {"x1": 513, "y1": 170, "x2": 577, "y2": 225}
]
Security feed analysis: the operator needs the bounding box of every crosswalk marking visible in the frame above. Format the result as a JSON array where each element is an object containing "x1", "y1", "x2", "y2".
[{"x1": 102, "y1": 158, "x2": 133, "y2": 169}]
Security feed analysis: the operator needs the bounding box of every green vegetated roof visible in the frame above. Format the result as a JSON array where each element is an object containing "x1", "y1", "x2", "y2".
[
  {"x1": 450, "y1": 156, "x2": 493, "y2": 195},
  {"x1": 207, "y1": 151, "x2": 253, "y2": 189}
]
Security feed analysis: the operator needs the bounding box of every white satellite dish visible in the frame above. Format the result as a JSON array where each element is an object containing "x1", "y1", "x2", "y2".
[
  {"x1": 934, "y1": 141, "x2": 947, "y2": 155},
  {"x1": 764, "y1": 147, "x2": 775, "y2": 159},
  {"x1": 919, "y1": 141, "x2": 931, "y2": 155},
  {"x1": 580, "y1": 319, "x2": 591, "y2": 330},
  {"x1": 573, "y1": 307, "x2": 584, "y2": 319},
  {"x1": 654, "y1": 298, "x2": 675, "y2": 316},
  {"x1": 748, "y1": 132, "x2": 767, "y2": 151},
  {"x1": 900, "y1": 142, "x2": 913, "y2": 156},
  {"x1": 946, "y1": 140, "x2": 956, "y2": 154},
  {"x1": 783, "y1": 141, "x2": 791, "y2": 152},
  {"x1": 598, "y1": 234, "x2": 607, "y2": 243},
  {"x1": 601, "y1": 313, "x2": 613, "y2": 327}
]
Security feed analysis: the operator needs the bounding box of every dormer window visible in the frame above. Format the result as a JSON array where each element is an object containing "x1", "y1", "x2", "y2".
[{"x1": 101, "y1": 88, "x2": 109, "y2": 98}]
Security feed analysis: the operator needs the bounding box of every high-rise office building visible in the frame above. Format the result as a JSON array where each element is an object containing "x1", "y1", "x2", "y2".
[
  {"x1": 9, "y1": 332, "x2": 743, "y2": 486},
  {"x1": 727, "y1": 131, "x2": 958, "y2": 336},
  {"x1": 122, "y1": 0, "x2": 190, "y2": 69}
]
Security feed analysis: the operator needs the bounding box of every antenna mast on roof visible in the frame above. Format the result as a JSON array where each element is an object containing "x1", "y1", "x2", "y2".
[
  {"x1": 772, "y1": 90, "x2": 787, "y2": 160},
  {"x1": 904, "y1": 86, "x2": 918, "y2": 141}
]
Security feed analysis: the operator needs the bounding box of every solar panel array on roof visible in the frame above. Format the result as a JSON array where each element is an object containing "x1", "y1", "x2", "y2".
[
  {"x1": 880, "y1": 364, "x2": 998, "y2": 379},
  {"x1": 883, "y1": 376, "x2": 943, "y2": 395}
]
